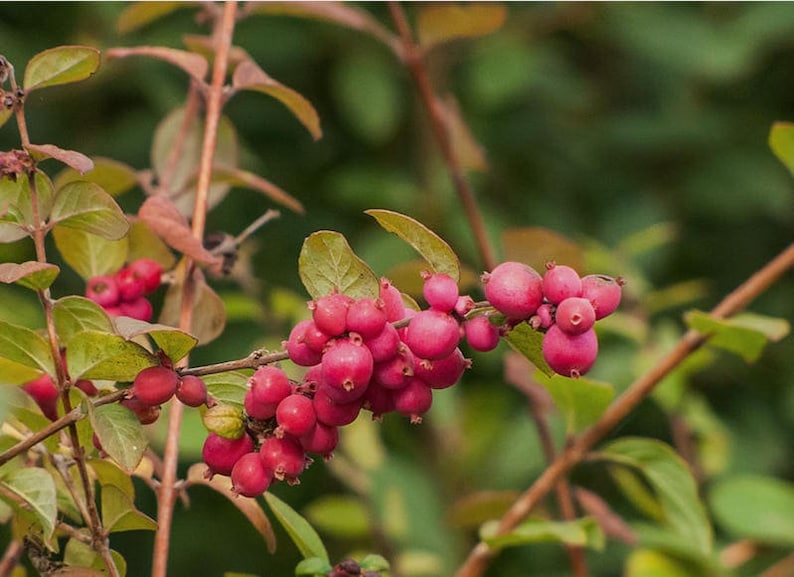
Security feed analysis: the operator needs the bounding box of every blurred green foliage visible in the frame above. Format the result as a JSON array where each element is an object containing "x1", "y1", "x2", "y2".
[{"x1": 1, "y1": 3, "x2": 793, "y2": 576}]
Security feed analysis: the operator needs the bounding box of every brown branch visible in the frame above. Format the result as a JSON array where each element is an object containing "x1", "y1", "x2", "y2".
[
  {"x1": 178, "y1": 348, "x2": 289, "y2": 377},
  {"x1": 151, "y1": 3, "x2": 238, "y2": 577},
  {"x1": 760, "y1": 552, "x2": 794, "y2": 577},
  {"x1": 387, "y1": 1, "x2": 497, "y2": 271},
  {"x1": 0, "y1": 540, "x2": 23, "y2": 577},
  {"x1": 455, "y1": 242, "x2": 794, "y2": 577}
]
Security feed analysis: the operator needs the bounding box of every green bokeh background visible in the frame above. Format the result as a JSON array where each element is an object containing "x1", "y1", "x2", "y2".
[{"x1": 1, "y1": 3, "x2": 793, "y2": 576}]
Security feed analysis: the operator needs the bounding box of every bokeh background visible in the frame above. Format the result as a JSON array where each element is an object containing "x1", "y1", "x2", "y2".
[{"x1": 1, "y1": 3, "x2": 793, "y2": 576}]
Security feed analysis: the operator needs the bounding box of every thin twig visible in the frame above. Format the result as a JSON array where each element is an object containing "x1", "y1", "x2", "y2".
[
  {"x1": 0, "y1": 540, "x2": 22, "y2": 577},
  {"x1": 178, "y1": 349, "x2": 289, "y2": 377},
  {"x1": 387, "y1": 1, "x2": 497, "y2": 271},
  {"x1": 455, "y1": 242, "x2": 794, "y2": 577}
]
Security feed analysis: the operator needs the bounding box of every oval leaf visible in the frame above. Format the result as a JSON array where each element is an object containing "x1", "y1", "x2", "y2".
[
  {"x1": 0, "y1": 319, "x2": 55, "y2": 375},
  {"x1": 24, "y1": 45, "x2": 100, "y2": 92},
  {"x1": 685, "y1": 309, "x2": 788, "y2": 363},
  {"x1": 0, "y1": 468, "x2": 57, "y2": 538},
  {"x1": 26, "y1": 144, "x2": 94, "y2": 175},
  {"x1": 52, "y1": 226, "x2": 129, "y2": 281},
  {"x1": 264, "y1": 491, "x2": 329, "y2": 561},
  {"x1": 481, "y1": 516, "x2": 604, "y2": 552},
  {"x1": 186, "y1": 463, "x2": 276, "y2": 553},
  {"x1": 203, "y1": 371, "x2": 249, "y2": 407},
  {"x1": 232, "y1": 59, "x2": 321, "y2": 140},
  {"x1": 535, "y1": 370, "x2": 614, "y2": 435},
  {"x1": 91, "y1": 403, "x2": 148, "y2": 473},
  {"x1": 295, "y1": 557, "x2": 333, "y2": 576},
  {"x1": 298, "y1": 231, "x2": 379, "y2": 299},
  {"x1": 365, "y1": 209, "x2": 460, "y2": 282},
  {"x1": 106, "y1": 46, "x2": 208, "y2": 83},
  {"x1": 51, "y1": 181, "x2": 130, "y2": 240},
  {"x1": 204, "y1": 165, "x2": 304, "y2": 214},
  {"x1": 55, "y1": 156, "x2": 139, "y2": 197},
  {"x1": 417, "y1": 4, "x2": 506, "y2": 50},
  {"x1": 67, "y1": 330, "x2": 157, "y2": 381},
  {"x1": 0, "y1": 261, "x2": 59, "y2": 290},
  {"x1": 113, "y1": 316, "x2": 197, "y2": 365},
  {"x1": 117, "y1": 1, "x2": 199, "y2": 34},
  {"x1": 1, "y1": 170, "x2": 56, "y2": 239},
  {"x1": 53, "y1": 296, "x2": 115, "y2": 346},
  {"x1": 101, "y1": 484, "x2": 157, "y2": 533},
  {"x1": 504, "y1": 321, "x2": 553, "y2": 377},
  {"x1": 138, "y1": 196, "x2": 218, "y2": 264}
]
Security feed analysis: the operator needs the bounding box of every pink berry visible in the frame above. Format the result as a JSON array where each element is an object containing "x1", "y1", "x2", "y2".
[
  {"x1": 22, "y1": 374, "x2": 59, "y2": 421},
  {"x1": 543, "y1": 263, "x2": 583, "y2": 305},
  {"x1": 555, "y1": 297, "x2": 596, "y2": 335},
  {"x1": 363, "y1": 323, "x2": 401, "y2": 363},
  {"x1": 422, "y1": 272, "x2": 459, "y2": 313},
  {"x1": 86, "y1": 275, "x2": 120, "y2": 308},
  {"x1": 245, "y1": 366, "x2": 293, "y2": 419},
  {"x1": 454, "y1": 295, "x2": 476, "y2": 317},
  {"x1": 276, "y1": 394, "x2": 316, "y2": 437},
  {"x1": 581, "y1": 274, "x2": 623, "y2": 320},
  {"x1": 542, "y1": 325, "x2": 598, "y2": 377},
  {"x1": 379, "y1": 277, "x2": 406, "y2": 322},
  {"x1": 362, "y1": 382, "x2": 395, "y2": 419},
  {"x1": 464, "y1": 316, "x2": 500, "y2": 352},
  {"x1": 302, "y1": 321, "x2": 331, "y2": 353},
  {"x1": 309, "y1": 293, "x2": 351, "y2": 337},
  {"x1": 284, "y1": 320, "x2": 323, "y2": 366},
  {"x1": 128, "y1": 258, "x2": 163, "y2": 294},
  {"x1": 231, "y1": 452, "x2": 273, "y2": 498},
  {"x1": 202, "y1": 432, "x2": 255, "y2": 477},
  {"x1": 403, "y1": 309, "x2": 461, "y2": 360},
  {"x1": 118, "y1": 297, "x2": 153, "y2": 322},
  {"x1": 259, "y1": 436, "x2": 306, "y2": 481},
  {"x1": 321, "y1": 338, "x2": 373, "y2": 394},
  {"x1": 115, "y1": 266, "x2": 147, "y2": 302},
  {"x1": 345, "y1": 297, "x2": 387, "y2": 339},
  {"x1": 175, "y1": 375, "x2": 208, "y2": 407},
  {"x1": 121, "y1": 397, "x2": 161, "y2": 425},
  {"x1": 394, "y1": 378, "x2": 433, "y2": 424},
  {"x1": 372, "y1": 348, "x2": 414, "y2": 389},
  {"x1": 414, "y1": 348, "x2": 470, "y2": 389},
  {"x1": 482, "y1": 261, "x2": 543, "y2": 320},
  {"x1": 132, "y1": 366, "x2": 179, "y2": 406},
  {"x1": 299, "y1": 422, "x2": 339, "y2": 458},
  {"x1": 530, "y1": 303, "x2": 554, "y2": 330},
  {"x1": 313, "y1": 385, "x2": 362, "y2": 426}
]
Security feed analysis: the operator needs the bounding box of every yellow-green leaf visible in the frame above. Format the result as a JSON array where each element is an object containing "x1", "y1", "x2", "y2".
[
  {"x1": 685, "y1": 309, "x2": 789, "y2": 362},
  {"x1": 117, "y1": 1, "x2": 199, "y2": 34},
  {"x1": 50, "y1": 181, "x2": 130, "y2": 240},
  {"x1": 481, "y1": 516, "x2": 604, "y2": 552},
  {"x1": 0, "y1": 261, "x2": 59, "y2": 291},
  {"x1": 53, "y1": 296, "x2": 115, "y2": 346},
  {"x1": 0, "y1": 319, "x2": 55, "y2": 375},
  {"x1": 52, "y1": 226, "x2": 129, "y2": 281},
  {"x1": 91, "y1": 404, "x2": 148, "y2": 473},
  {"x1": 101, "y1": 484, "x2": 157, "y2": 533},
  {"x1": 769, "y1": 121, "x2": 794, "y2": 176},
  {"x1": 265, "y1": 491, "x2": 329, "y2": 561},
  {"x1": 504, "y1": 321, "x2": 553, "y2": 377},
  {"x1": 67, "y1": 330, "x2": 157, "y2": 381},
  {"x1": 55, "y1": 156, "x2": 139, "y2": 197},
  {"x1": 536, "y1": 370, "x2": 614, "y2": 434},
  {"x1": 24, "y1": 45, "x2": 100, "y2": 92},
  {"x1": 112, "y1": 316, "x2": 197, "y2": 365},
  {"x1": 0, "y1": 468, "x2": 57, "y2": 539},
  {"x1": 417, "y1": 4, "x2": 506, "y2": 50},
  {"x1": 298, "y1": 231, "x2": 379, "y2": 299}
]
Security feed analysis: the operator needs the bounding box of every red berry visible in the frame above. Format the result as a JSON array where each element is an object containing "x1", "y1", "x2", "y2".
[
  {"x1": 372, "y1": 348, "x2": 414, "y2": 389},
  {"x1": 115, "y1": 266, "x2": 147, "y2": 302},
  {"x1": 302, "y1": 321, "x2": 332, "y2": 353},
  {"x1": 276, "y1": 394, "x2": 316, "y2": 437},
  {"x1": 394, "y1": 378, "x2": 433, "y2": 424},
  {"x1": 362, "y1": 383, "x2": 395, "y2": 419},
  {"x1": 310, "y1": 293, "x2": 351, "y2": 337},
  {"x1": 422, "y1": 272, "x2": 459, "y2": 313},
  {"x1": 259, "y1": 436, "x2": 306, "y2": 481},
  {"x1": 414, "y1": 348, "x2": 470, "y2": 389},
  {"x1": 118, "y1": 297, "x2": 153, "y2": 322},
  {"x1": 379, "y1": 277, "x2": 406, "y2": 322},
  {"x1": 75, "y1": 379, "x2": 98, "y2": 396},
  {"x1": 284, "y1": 320, "x2": 323, "y2": 367},
  {"x1": 202, "y1": 432, "x2": 255, "y2": 477},
  {"x1": 22, "y1": 374, "x2": 59, "y2": 421},
  {"x1": 482, "y1": 262, "x2": 543, "y2": 320},
  {"x1": 464, "y1": 316, "x2": 500, "y2": 352},
  {"x1": 363, "y1": 323, "x2": 401, "y2": 363},
  {"x1": 245, "y1": 366, "x2": 292, "y2": 419},
  {"x1": 132, "y1": 366, "x2": 179, "y2": 406},
  {"x1": 176, "y1": 375, "x2": 208, "y2": 407},
  {"x1": 555, "y1": 297, "x2": 596, "y2": 335},
  {"x1": 300, "y1": 422, "x2": 339, "y2": 458},
  {"x1": 543, "y1": 263, "x2": 582, "y2": 305},
  {"x1": 231, "y1": 452, "x2": 273, "y2": 498},
  {"x1": 346, "y1": 297, "x2": 387, "y2": 339},
  {"x1": 121, "y1": 397, "x2": 161, "y2": 425},
  {"x1": 312, "y1": 385, "x2": 362, "y2": 426},
  {"x1": 581, "y1": 274, "x2": 623, "y2": 320},
  {"x1": 321, "y1": 338, "x2": 373, "y2": 395},
  {"x1": 129, "y1": 258, "x2": 163, "y2": 294},
  {"x1": 403, "y1": 309, "x2": 461, "y2": 360},
  {"x1": 86, "y1": 275, "x2": 120, "y2": 308},
  {"x1": 542, "y1": 325, "x2": 598, "y2": 377}
]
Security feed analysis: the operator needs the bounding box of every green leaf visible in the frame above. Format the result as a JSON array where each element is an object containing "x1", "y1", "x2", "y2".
[
  {"x1": 599, "y1": 438, "x2": 713, "y2": 556},
  {"x1": 366, "y1": 209, "x2": 460, "y2": 282},
  {"x1": 0, "y1": 170, "x2": 55, "y2": 242},
  {"x1": 53, "y1": 296, "x2": 114, "y2": 346},
  {"x1": 0, "y1": 467, "x2": 57, "y2": 538},
  {"x1": 55, "y1": 156, "x2": 139, "y2": 197},
  {"x1": 304, "y1": 495, "x2": 371, "y2": 539},
  {"x1": 625, "y1": 549, "x2": 704, "y2": 577},
  {"x1": 112, "y1": 316, "x2": 197, "y2": 365},
  {"x1": 24, "y1": 45, "x2": 100, "y2": 92},
  {"x1": 298, "y1": 231, "x2": 379, "y2": 299},
  {"x1": 0, "y1": 357, "x2": 42, "y2": 385},
  {"x1": 91, "y1": 403, "x2": 148, "y2": 473},
  {"x1": 294, "y1": 557, "x2": 333, "y2": 576},
  {"x1": 504, "y1": 321, "x2": 553, "y2": 377},
  {"x1": 89, "y1": 459, "x2": 135, "y2": 500},
  {"x1": 50, "y1": 181, "x2": 129, "y2": 240},
  {"x1": 264, "y1": 491, "x2": 329, "y2": 561},
  {"x1": 769, "y1": 121, "x2": 794, "y2": 176},
  {"x1": 417, "y1": 4, "x2": 506, "y2": 49},
  {"x1": 101, "y1": 484, "x2": 157, "y2": 533},
  {"x1": 359, "y1": 554, "x2": 390, "y2": 572},
  {"x1": 501, "y1": 227, "x2": 585, "y2": 274},
  {"x1": 685, "y1": 309, "x2": 789, "y2": 362},
  {"x1": 447, "y1": 490, "x2": 522, "y2": 529},
  {"x1": 232, "y1": 59, "x2": 321, "y2": 140},
  {"x1": 481, "y1": 516, "x2": 605, "y2": 552},
  {"x1": 535, "y1": 370, "x2": 614, "y2": 434},
  {"x1": 0, "y1": 319, "x2": 54, "y2": 375},
  {"x1": 0, "y1": 261, "x2": 59, "y2": 290},
  {"x1": 202, "y1": 403, "x2": 245, "y2": 440},
  {"x1": 52, "y1": 226, "x2": 129, "y2": 280},
  {"x1": 67, "y1": 330, "x2": 157, "y2": 381},
  {"x1": 0, "y1": 106, "x2": 12, "y2": 130},
  {"x1": 117, "y1": 1, "x2": 199, "y2": 34},
  {"x1": 709, "y1": 475, "x2": 794, "y2": 547},
  {"x1": 203, "y1": 371, "x2": 249, "y2": 407}
]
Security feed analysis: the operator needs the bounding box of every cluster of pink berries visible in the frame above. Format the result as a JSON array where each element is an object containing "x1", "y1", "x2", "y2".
[
  {"x1": 482, "y1": 261, "x2": 623, "y2": 377},
  {"x1": 85, "y1": 258, "x2": 163, "y2": 321},
  {"x1": 123, "y1": 365, "x2": 209, "y2": 424}
]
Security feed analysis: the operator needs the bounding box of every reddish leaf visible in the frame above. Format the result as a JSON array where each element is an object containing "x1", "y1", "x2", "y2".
[
  {"x1": 207, "y1": 166, "x2": 304, "y2": 214},
  {"x1": 232, "y1": 60, "x2": 321, "y2": 140},
  {"x1": 106, "y1": 46, "x2": 208, "y2": 83},
  {"x1": 0, "y1": 261, "x2": 59, "y2": 290},
  {"x1": 137, "y1": 196, "x2": 218, "y2": 264},
  {"x1": 26, "y1": 143, "x2": 94, "y2": 175}
]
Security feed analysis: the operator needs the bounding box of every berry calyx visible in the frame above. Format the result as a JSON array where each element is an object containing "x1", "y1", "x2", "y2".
[
  {"x1": 115, "y1": 266, "x2": 147, "y2": 302},
  {"x1": 321, "y1": 338, "x2": 373, "y2": 394},
  {"x1": 259, "y1": 435, "x2": 307, "y2": 481}
]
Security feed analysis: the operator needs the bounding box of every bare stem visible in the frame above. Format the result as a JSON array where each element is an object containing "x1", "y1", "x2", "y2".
[
  {"x1": 151, "y1": 3, "x2": 238, "y2": 577},
  {"x1": 178, "y1": 349, "x2": 289, "y2": 377},
  {"x1": 455, "y1": 242, "x2": 794, "y2": 577},
  {"x1": 0, "y1": 540, "x2": 22, "y2": 577},
  {"x1": 387, "y1": 1, "x2": 497, "y2": 271}
]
